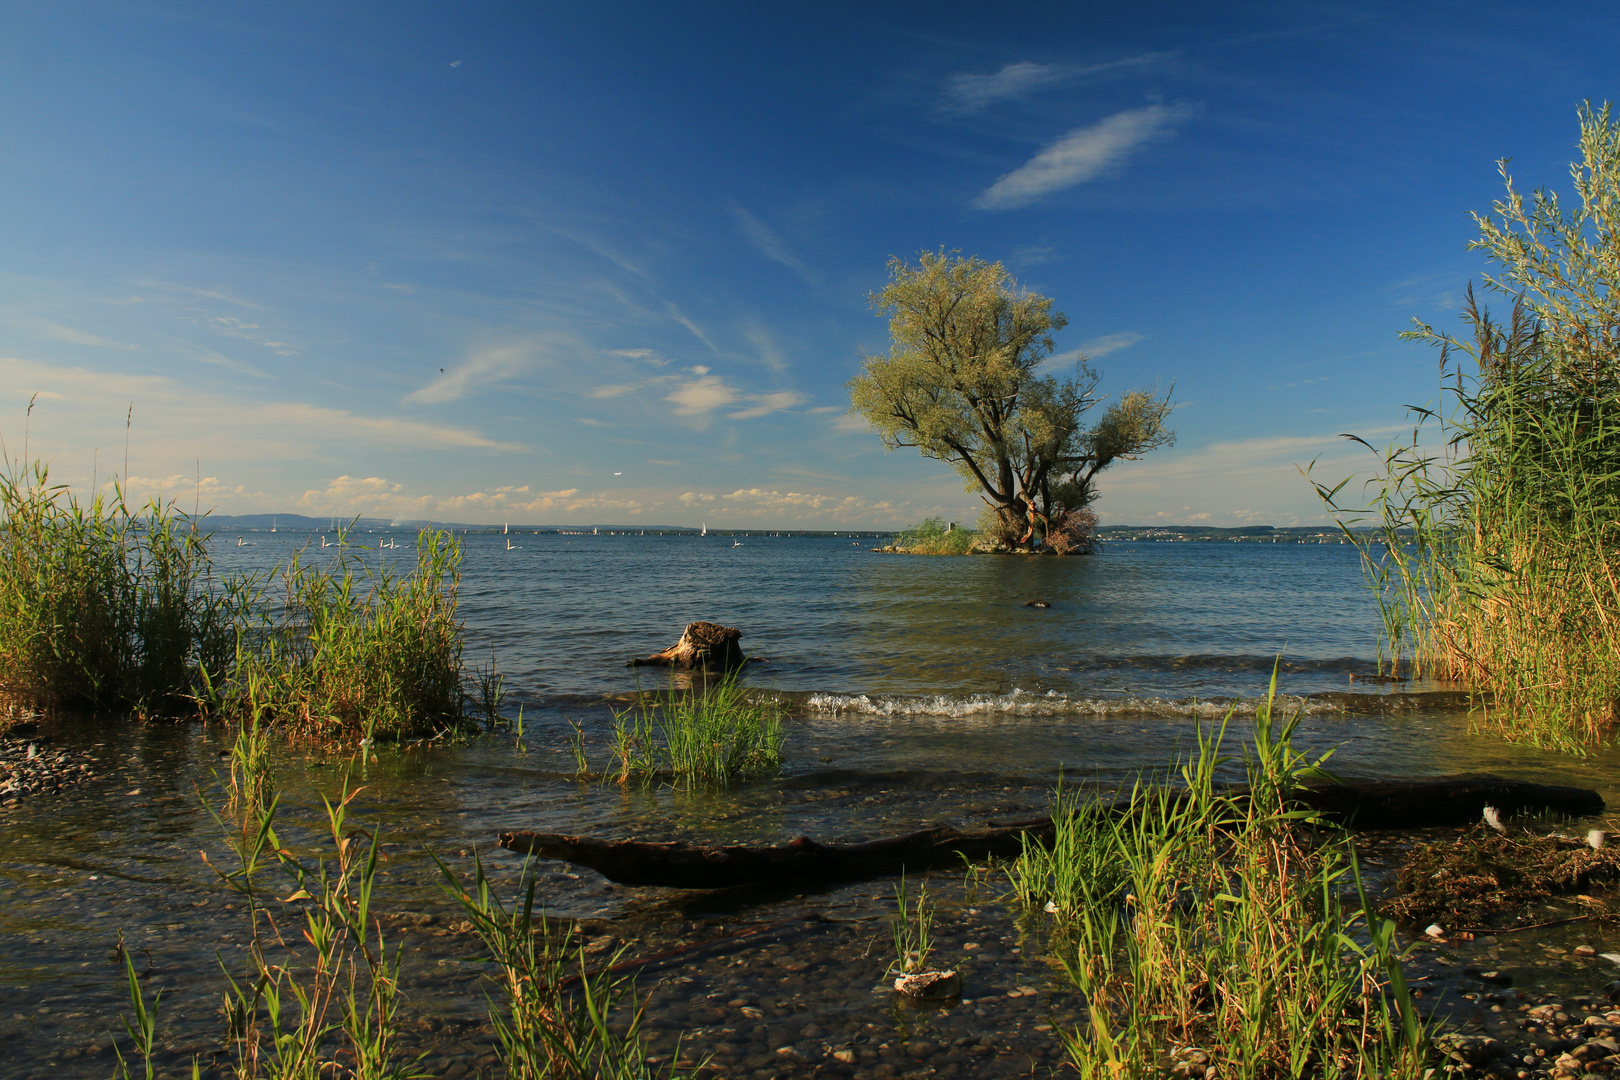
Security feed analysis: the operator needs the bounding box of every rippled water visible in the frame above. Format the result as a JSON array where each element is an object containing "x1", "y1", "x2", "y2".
[
  {"x1": 5, "y1": 534, "x2": 1618, "y2": 1077},
  {"x1": 213, "y1": 532, "x2": 1415, "y2": 707}
]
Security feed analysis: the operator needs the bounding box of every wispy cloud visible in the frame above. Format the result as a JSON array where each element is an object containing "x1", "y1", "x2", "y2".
[
  {"x1": 1048, "y1": 332, "x2": 1145, "y2": 366},
  {"x1": 406, "y1": 339, "x2": 564, "y2": 404},
  {"x1": 607, "y1": 348, "x2": 670, "y2": 367},
  {"x1": 664, "y1": 366, "x2": 807, "y2": 421},
  {"x1": 197, "y1": 314, "x2": 300, "y2": 355},
  {"x1": 729, "y1": 202, "x2": 818, "y2": 284},
  {"x1": 728, "y1": 389, "x2": 807, "y2": 420},
  {"x1": 975, "y1": 103, "x2": 1194, "y2": 211},
  {"x1": 20, "y1": 320, "x2": 142, "y2": 351},
  {"x1": 945, "y1": 55, "x2": 1170, "y2": 113},
  {"x1": 741, "y1": 320, "x2": 791, "y2": 373},
  {"x1": 127, "y1": 279, "x2": 264, "y2": 309},
  {"x1": 0, "y1": 354, "x2": 523, "y2": 473},
  {"x1": 185, "y1": 346, "x2": 272, "y2": 379}
]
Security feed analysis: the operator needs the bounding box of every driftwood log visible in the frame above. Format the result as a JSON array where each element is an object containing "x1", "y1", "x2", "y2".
[
  {"x1": 499, "y1": 776, "x2": 1604, "y2": 890},
  {"x1": 629, "y1": 621, "x2": 746, "y2": 671}
]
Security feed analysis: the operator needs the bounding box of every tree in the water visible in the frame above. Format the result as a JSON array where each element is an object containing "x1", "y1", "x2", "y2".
[{"x1": 847, "y1": 251, "x2": 1174, "y2": 550}]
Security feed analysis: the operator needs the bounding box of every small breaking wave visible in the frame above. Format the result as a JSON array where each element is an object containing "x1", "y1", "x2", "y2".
[{"x1": 788, "y1": 687, "x2": 1476, "y2": 719}]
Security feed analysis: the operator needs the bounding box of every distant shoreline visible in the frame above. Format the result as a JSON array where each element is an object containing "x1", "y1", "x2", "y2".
[{"x1": 197, "y1": 514, "x2": 1396, "y2": 542}]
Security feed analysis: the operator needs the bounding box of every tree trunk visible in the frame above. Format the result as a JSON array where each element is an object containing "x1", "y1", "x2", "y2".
[
  {"x1": 498, "y1": 776, "x2": 1603, "y2": 890},
  {"x1": 629, "y1": 621, "x2": 746, "y2": 671}
]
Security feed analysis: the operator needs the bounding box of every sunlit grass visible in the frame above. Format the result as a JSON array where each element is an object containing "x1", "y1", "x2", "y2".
[
  {"x1": 0, "y1": 459, "x2": 249, "y2": 719},
  {"x1": 607, "y1": 676, "x2": 784, "y2": 786},
  {"x1": 1009, "y1": 676, "x2": 1430, "y2": 1078}
]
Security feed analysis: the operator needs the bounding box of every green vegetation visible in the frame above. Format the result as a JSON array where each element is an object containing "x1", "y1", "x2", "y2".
[
  {"x1": 607, "y1": 677, "x2": 784, "y2": 786},
  {"x1": 1011, "y1": 680, "x2": 1429, "y2": 1078},
  {"x1": 178, "y1": 781, "x2": 421, "y2": 1080},
  {"x1": 437, "y1": 853, "x2": 698, "y2": 1080},
  {"x1": 1316, "y1": 103, "x2": 1620, "y2": 751},
  {"x1": 886, "y1": 873, "x2": 936, "y2": 976},
  {"x1": 213, "y1": 529, "x2": 479, "y2": 740},
  {"x1": 0, "y1": 461, "x2": 250, "y2": 719},
  {"x1": 889, "y1": 516, "x2": 977, "y2": 554},
  {"x1": 848, "y1": 251, "x2": 1172, "y2": 551},
  {"x1": 0, "y1": 457, "x2": 487, "y2": 739},
  {"x1": 116, "y1": 754, "x2": 682, "y2": 1080}
]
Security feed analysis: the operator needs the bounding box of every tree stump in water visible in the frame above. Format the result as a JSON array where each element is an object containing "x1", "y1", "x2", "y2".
[{"x1": 630, "y1": 621, "x2": 746, "y2": 671}]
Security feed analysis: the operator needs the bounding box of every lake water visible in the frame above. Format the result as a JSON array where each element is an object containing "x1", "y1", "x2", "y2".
[
  {"x1": 4, "y1": 533, "x2": 1616, "y2": 1078},
  {"x1": 215, "y1": 531, "x2": 1415, "y2": 708}
]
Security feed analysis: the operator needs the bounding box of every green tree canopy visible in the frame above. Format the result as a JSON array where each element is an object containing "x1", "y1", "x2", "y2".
[{"x1": 847, "y1": 251, "x2": 1173, "y2": 548}]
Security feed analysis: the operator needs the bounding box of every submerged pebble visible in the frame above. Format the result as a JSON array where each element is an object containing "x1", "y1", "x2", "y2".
[{"x1": 0, "y1": 733, "x2": 97, "y2": 804}]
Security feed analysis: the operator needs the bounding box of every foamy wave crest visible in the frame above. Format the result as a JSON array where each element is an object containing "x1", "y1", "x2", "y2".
[{"x1": 792, "y1": 688, "x2": 1474, "y2": 719}]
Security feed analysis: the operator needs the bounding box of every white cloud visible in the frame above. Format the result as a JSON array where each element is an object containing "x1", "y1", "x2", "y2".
[
  {"x1": 946, "y1": 61, "x2": 1070, "y2": 112},
  {"x1": 588, "y1": 383, "x2": 641, "y2": 398},
  {"x1": 664, "y1": 368, "x2": 806, "y2": 421},
  {"x1": 406, "y1": 340, "x2": 557, "y2": 404},
  {"x1": 109, "y1": 472, "x2": 265, "y2": 510},
  {"x1": 945, "y1": 54, "x2": 1170, "y2": 113},
  {"x1": 666, "y1": 371, "x2": 740, "y2": 416},
  {"x1": 21, "y1": 320, "x2": 142, "y2": 351},
  {"x1": 830, "y1": 411, "x2": 873, "y2": 434},
  {"x1": 0, "y1": 354, "x2": 523, "y2": 477},
  {"x1": 741, "y1": 321, "x2": 790, "y2": 373},
  {"x1": 728, "y1": 390, "x2": 808, "y2": 420},
  {"x1": 201, "y1": 314, "x2": 300, "y2": 355},
  {"x1": 729, "y1": 202, "x2": 817, "y2": 284},
  {"x1": 975, "y1": 104, "x2": 1193, "y2": 211},
  {"x1": 1091, "y1": 429, "x2": 1405, "y2": 526},
  {"x1": 607, "y1": 348, "x2": 669, "y2": 367},
  {"x1": 1047, "y1": 333, "x2": 1145, "y2": 366}
]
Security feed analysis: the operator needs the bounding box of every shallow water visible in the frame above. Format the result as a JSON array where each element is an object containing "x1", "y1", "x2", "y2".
[{"x1": 3, "y1": 535, "x2": 1618, "y2": 1077}]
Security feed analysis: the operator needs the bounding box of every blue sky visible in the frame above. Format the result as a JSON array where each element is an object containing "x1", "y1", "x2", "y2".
[{"x1": 2, "y1": 2, "x2": 1616, "y2": 528}]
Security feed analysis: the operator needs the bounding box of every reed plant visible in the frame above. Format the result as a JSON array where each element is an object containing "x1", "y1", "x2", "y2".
[
  {"x1": 175, "y1": 776, "x2": 422, "y2": 1080},
  {"x1": 1010, "y1": 677, "x2": 1429, "y2": 1078},
  {"x1": 890, "y1": 516, "x2": 976, "y2": 555},
  {"x1": 887, "y1": 873, "x2": 935, "y2": 976},
  {"x1": 212, "y1": 528, "x2": 480, "y2": 740},
  {"x1": 1313, "y1": 103, "x2": 1620, "y2": 750},
  {"x1": 0, "y1": 459, "x2": 249, "y2": 718},
  {"x1": 609, "y1": 677, "x2": 784, "y2": 786},
  {"x1": 436, "y1": 852, "x2": 699, "y2": 1080}
]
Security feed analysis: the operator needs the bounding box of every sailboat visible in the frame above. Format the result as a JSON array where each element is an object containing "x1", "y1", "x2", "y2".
[
  {"x1": 270, "y1": 517, "x2": 277, "y2": 533},
  {"x1": 593, "y1": 526, "x2": 598, "y2": 535},
  {"x1": 701, "y1": 523, "x2": 707, "y2": 536},
  {"x1": 503, "y1": 523, "x2": 508, "y2": 535}
]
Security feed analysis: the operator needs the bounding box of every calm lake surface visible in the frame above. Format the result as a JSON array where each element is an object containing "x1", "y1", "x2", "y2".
[{"x1": 4, "y1": 533, "x2": 1614, "y2": 1077}]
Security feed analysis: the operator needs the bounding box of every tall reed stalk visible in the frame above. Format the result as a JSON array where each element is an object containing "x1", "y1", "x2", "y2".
[
  {"x1": 213, "y1": 528, "x2": 479, "y2": 739},
  {"x1": 0, "y1": 460, "x2": 248, "y2": 717},
  {"x1": 436, "y1": 853, "x2": 698, "y2": 1080},
  {"x1": 1010, "y1": 674, "x2": 1429, "y2": 1078},
  {"x1": 188, "y1": 777, "x2": 423, "y2": 1079},
  {"x1": 1314, "y1": 103, "x2": 1620, "y2": 750}
]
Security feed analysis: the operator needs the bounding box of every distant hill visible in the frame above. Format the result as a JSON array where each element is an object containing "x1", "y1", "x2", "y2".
[{"x1": 1095, "y1": 524, "x2": 1394, "y2": 543}]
